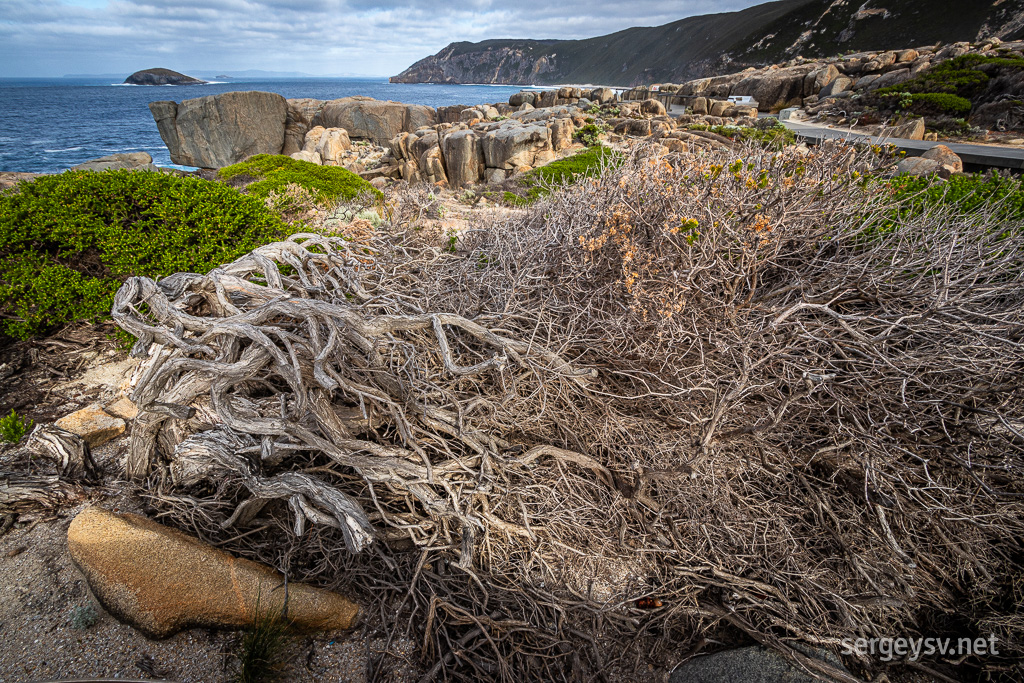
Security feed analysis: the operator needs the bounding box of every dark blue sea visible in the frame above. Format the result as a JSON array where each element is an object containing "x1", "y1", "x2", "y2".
[{"x1": 0, "y1": 78, "x2": 528, "y2": 173}]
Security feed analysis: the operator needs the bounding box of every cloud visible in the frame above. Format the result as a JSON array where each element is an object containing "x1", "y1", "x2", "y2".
[{"x1": 0, "y1": 0, "x2": 762, "y2": 77}]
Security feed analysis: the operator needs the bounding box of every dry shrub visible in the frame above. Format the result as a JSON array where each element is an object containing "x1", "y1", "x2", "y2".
[
  {"x1": 118, "y1": 141, "x2": 1024, "y2": 682},
  {"x1": 263, "y1": 182, "x2": 327, "y2": 226}
]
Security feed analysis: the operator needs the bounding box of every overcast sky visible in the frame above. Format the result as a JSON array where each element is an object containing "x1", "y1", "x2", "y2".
[{"x1": 0, "y1": 0, "x2": 764, "y2": 77}]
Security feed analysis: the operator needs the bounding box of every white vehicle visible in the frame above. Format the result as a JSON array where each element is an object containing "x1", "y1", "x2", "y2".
[{"x1": 728, "y1": 95, "x2": 757, "y2": 106}]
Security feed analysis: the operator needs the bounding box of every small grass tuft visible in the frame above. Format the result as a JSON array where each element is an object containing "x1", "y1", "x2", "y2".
[{"x1": 233, "y1": 607, "x2": 292, "y2": 683}]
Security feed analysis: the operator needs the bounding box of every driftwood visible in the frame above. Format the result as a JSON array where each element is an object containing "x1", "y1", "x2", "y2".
[
  {"x1": 27, "y1": 424, "x2": 98, "y2": 481},
  {"x1": 0, "y1": 473, "x2": 88, "y2": 514},
  {"x1": 112, "y1": 234, "x2": 600, "y2": 561}
]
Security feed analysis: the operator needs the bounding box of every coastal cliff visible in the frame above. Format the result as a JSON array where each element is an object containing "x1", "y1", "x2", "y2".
[{"x1": 391, "y1": 0, "x2": 1024, "y2": 86}]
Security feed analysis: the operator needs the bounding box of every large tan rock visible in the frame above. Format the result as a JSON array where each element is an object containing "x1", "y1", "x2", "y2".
[
  {"x1": 806, "y1": 64, "x2": 840, "y2": 94},
  {"x1": 72, "y1": 152, "x2": 156, "y2": 172},
  {"x1": 709, "y1": 99, "x2": 730, "y2": 117},
  {"x1": 315, "y1": 128, "x2": 352, "y2": 166},
  {"x1": 730, "y1": 65, "x2": 814, "y2": 111},
  {"x1": 591, "y1": 88, "x2": 617, "y2": 104},
  {"x1": 68, "y1": 507, "x2": 360, "y2": 638},
  {"x1": 441, "y1": 129, "x2": 485, "y2": 187},
  {"x1": 549, "y1": 118, "x2": 575, "y2": 151},
  {"x1": 640, "y1": 99, "x2": 667, "y2": 117},
  {"x1": 149, "y1": 91, "x2": 288, "y2": 168},
  {"x1": 103, "y1": 397, "x2": 138, "y2": 421},
  {"x1": 509, "y1": 91, "x2": 536, "y2": 107},
  {"x1": 921, "y1": 144, "x2": 963, "y2": 176},
  {"x1": 283, "y1": 98, "x2": 323, "y2": 156},
  {"x1": 481, "y1": 123, "x2": 553, "y2": 170},
  {"x1": 420, "y1": 146, "x2": 448, "y2": 185},
  {"x1": 56, "y1": 405, "x2": 125, "y2": 447},
  {"x1": 864, "y1": 51, "x2": 897, "y2": 72},
  {"x1": 312, "y1": 96, "x2": 436, "y2": 143},
  {"x1": 890, "y1": 117, "x2": 925, "y2": 141},
  {"x1": 869, "y1": 68, "x2": 911, "y2": 90},
  {"x1": 896, "y1": 156, "x2": 941, "y2": 177}
]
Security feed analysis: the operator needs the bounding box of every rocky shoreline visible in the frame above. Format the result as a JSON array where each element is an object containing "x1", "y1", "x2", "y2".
[
  {"x1": 6, "y1": 37, "x2": 1020, "y2": 193},
  {"x1": 141, "y1": 36, "x2": 1024, "y2": 191}
]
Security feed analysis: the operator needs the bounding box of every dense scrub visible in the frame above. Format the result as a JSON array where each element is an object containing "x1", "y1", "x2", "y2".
[
  {"x1": 132, "y1": 141, "x2": 1024, "y2": 681},
  {"x1": 0, "y1": 170, "x2": 287, "y2": 340},
  {"x1": 687, "y1": 120, "x2": 796, "y2": 148},
  {"x1": 887, "y1": 170, "x2": 1024, "y2": 220},
  {"x1": 218, "y1": 154, "x2": 383, "y2": 204},
  {"x1": 503, "y1": 146, "x2": 622, "y2": 204},
  {"x1": 873, "y1": 54, "x2": 1024, "y2": 121}
]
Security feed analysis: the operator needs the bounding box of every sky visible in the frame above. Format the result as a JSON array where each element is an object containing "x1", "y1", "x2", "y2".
[{"x1": 0, "y1": 0, "x2": 765, "y2": 78}]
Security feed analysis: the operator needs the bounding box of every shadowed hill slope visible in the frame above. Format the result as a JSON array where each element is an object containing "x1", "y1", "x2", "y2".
[{"x1": 391, "y1": 0, "x2": 1024, "y2": 86}]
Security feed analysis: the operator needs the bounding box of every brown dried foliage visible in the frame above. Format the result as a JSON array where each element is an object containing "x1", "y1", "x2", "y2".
[{"x1": 117, "y1": 141, "x2": 1024, "y2": 682}]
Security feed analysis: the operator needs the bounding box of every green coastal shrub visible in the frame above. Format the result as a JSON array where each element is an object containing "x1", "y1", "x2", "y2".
[
  {"x1": 575, "y1": 123, "x2": 609, "y2": 146},
  {"x1": 503, "y1": 146, "x2": 623, "y2": 205},
  {"x1": 877, "y1": 54, "x2": 1024, "y2": 107},
  {"x1": 219, "y1": 155, "x2": 383, "y2": 205},
  {"x1": 0, "y1": 170, "x2": 288, "y2": 340},
  {"x1": 886, "y1": 171, "x2": 1024, "y2": 221},
  {"x1": 906, "y1": 93, "x2": 973, "y2": 117},
  {"x1": 883, "y1": 91, "x2": 972, "y2": 118}
]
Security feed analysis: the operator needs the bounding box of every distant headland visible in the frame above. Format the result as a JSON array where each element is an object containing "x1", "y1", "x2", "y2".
[{"x1": 124, "y1": 68, "x2": 206, "y2": 86}]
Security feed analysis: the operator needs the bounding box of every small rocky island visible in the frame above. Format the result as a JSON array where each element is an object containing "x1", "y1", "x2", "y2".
[{"x1": 124, "y1": 68, "x2": 206, "y2": 86}]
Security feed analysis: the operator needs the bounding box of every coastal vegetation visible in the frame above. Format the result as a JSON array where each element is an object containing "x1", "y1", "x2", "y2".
[
  {"x1": 102, "y1": 139, "x2": 1024, "y2": 681},
  {"x1": 503, "y1": 145, "x2": 622, "y2": 205},
  {"x1": 873, "y1": 54, "x2": 1024, "y2": 120},
  {"x1": 218, "y1": 154, "x2": 382, "y2": 204},
  {"x1": 0, "y1": 170, "x2": 287, "y2": 339}
]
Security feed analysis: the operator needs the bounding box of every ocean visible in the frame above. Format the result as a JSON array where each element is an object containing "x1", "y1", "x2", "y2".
[{"x1": 0, "y1": 78, "x2": 529, "y2": 173}]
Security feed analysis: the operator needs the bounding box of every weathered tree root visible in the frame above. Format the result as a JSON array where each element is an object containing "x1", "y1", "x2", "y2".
[
  {"x1": 113, "y1": 234, "x2": 600, "y2": 560},
  {"x1": 27, "y1": 424, "x2": 98, "y2": 481}
]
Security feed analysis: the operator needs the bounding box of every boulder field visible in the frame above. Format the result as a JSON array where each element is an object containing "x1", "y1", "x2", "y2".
[
  {"x1": 147, "y1": 86, "x2": 757, "y2": 185},
  {"x1": 147, "y1": 37, "x2": 1017, "y2": 183}
]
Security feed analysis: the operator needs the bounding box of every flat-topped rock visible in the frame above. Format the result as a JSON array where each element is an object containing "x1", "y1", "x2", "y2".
[{"x1": 71, "y1": 152, "x2": 156, "y2": 173}]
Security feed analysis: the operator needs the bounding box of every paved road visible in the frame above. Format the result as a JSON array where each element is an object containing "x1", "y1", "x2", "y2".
[{"x1": 780, "y1": 120, "x2": 1024, "y2": 170}]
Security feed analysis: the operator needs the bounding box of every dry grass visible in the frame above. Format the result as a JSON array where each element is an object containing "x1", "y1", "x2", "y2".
[{"x1": 113, "y1": 140, "x2": 1024, "y2": 682}]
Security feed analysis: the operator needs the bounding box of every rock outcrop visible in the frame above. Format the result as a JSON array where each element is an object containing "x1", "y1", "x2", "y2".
[
  {"x1": 149, "y1": 91, "x2": 289, "y2": 168},
  {"x1": 68, "y1": 507, "x2": 360, "y2": 638},
  {"x1": 71, "y1": 152, "x2": 157, "y2": 173},
  {"x1": 283, "y1": 98, "x2": 324, "y2": 156},
  {"x1": 124, "y1": 68, "x2": 206, "y2": 86},
  {"x1": 55, "y1": 405, "x2": 125, "y2": 447},
  {"x1": 311, "y1": 97, "x2": 436, "y2": 144}
]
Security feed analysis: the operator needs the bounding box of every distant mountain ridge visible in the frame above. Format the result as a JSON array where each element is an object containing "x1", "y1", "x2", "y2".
[{"x1": 391, "y1": 0, "x2": 1024, "y2": 87}]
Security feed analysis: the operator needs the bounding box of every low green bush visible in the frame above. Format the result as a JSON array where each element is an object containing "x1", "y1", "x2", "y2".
[
  {"x1": 907, "y1": 92, "x2": 972, "y2": 117},
  {"x1": 0, "y1": 170, "x2": 288, "y2": 340},
  {"x1": 886, "y1": 172, "x2": 1024, "y2": 221},
  {"x1": 219, "y1": 155, "x2": 382, "y2": 204},
  {"x1": 503, "y1": 146, "x2": 623, "y2": 206},
  {"x1": 575, "y1": 123, "x2": 609, "y2": 146},
  {"x1": 877, "y1": 55, "x2": 1024, "y2": 106}
]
